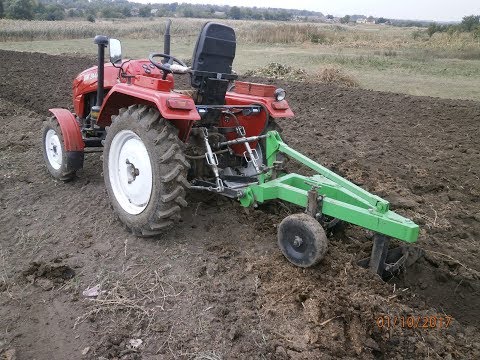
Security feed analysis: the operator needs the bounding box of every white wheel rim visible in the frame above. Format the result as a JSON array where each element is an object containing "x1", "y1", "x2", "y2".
[
  {"x1": 108, "y1": 130, "x2": 153, "y2": 215},
  {"x1": 45, "y1": 129, "x2": 63, "y2": 170}
]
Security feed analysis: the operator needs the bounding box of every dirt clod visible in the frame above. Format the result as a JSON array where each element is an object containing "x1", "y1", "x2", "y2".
[{"x1": 22, "y1": 261, "x2": 75, "y2": 286}]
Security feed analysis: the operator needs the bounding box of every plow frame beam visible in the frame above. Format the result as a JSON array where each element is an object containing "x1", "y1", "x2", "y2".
[{"x1": 239, "y1": 131, "x2": 419, "y2": 243}]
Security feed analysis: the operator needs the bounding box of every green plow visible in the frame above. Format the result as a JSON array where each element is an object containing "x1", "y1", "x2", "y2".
[{"x1": 238, "y1": 131, "x2": 420, "y2": 277}]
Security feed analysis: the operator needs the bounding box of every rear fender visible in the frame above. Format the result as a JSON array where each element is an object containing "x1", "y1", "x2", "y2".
[
  {"x1": 225, "y1": 92, "x2": 294, "y2": 118},
  {"x1": 96, "y1": 83, "x2": 200, "y2": 141},
  {"x1": 48, "y1": 108, "x2": 84, "y2": 152}
]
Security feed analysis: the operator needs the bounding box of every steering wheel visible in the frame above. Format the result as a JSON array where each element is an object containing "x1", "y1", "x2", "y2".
[{"x1": 149, "y1": 53, "x2": 188, "y2": 78}]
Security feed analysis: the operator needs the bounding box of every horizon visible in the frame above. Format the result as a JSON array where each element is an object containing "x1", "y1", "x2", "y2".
[{"x1": 133, "y1": 0, "x2": 480, "y2": 22}]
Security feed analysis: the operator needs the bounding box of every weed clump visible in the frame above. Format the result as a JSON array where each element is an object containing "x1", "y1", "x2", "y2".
[
  {"x1": 245, "y1": 62, "x2": 359, "y2": 87},
  {"x1": 245, "y1": 62, "x2": 308, "y2": 81},
  {"x1": 315, "y1": 68, "x2": 359, "y2": 87}
]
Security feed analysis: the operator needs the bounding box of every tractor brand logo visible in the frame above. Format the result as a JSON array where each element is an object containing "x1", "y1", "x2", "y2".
[{"x1": 83, "y1": 72, "x2": 98, "y2": 82}]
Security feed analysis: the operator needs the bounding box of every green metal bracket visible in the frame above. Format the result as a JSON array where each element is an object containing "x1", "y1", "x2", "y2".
[{"x1": 239, "y1": 131, "x2": 419, "y2": 243}]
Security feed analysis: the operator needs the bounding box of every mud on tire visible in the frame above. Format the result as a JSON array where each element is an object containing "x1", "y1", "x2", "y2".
[{"x1": 103, "y1": 105, "x2": 190, "y2": 236}]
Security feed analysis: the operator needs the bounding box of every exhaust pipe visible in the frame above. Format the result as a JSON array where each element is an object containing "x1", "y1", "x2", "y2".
[
  {"x1": 93, "y1": 35, "x2": 109, "y2": 116},
  {"x1": 164, "y1": 19, "x2": 172, "y2": 56}
]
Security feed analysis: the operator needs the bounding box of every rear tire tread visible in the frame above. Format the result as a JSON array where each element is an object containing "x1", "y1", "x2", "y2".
[{"x1": 104, "y1": 104, "x2": 189, "y2": 237}]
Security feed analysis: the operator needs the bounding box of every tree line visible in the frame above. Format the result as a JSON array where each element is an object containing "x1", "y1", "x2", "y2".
[
  {"x1": 427, "y1": 15, "x2": 480, "y2": 37},
  {"x1": 0, "y1": 0, "x2": 323, "y2": 21}
]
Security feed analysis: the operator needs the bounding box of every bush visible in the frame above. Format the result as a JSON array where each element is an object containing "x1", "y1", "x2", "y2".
[
  {"x1": 310, "y1": 33, "x2": 326, "y2": 44},
  {"x1": 7, "y1": 0, "x2": 34, "y2": 20},
  {"x1": 86, "y1": 14, "x2": 95, "y2": 23},
  {"x1": 426, "y1": 16, "x2": 480, "y2": 39},
  {"x1": 101, "y1": 8, "x2": 124, "y2": 19},
  {"x1": 139, "y1": 5, "x2": 151, "y2": 17},
  {"x1": 316, "y1": 68, "x2": 358, "y2": 87},
  {"x1": 383, "y1": 49, "x2": 397, "y2": 57},
  {"x1": 412, "y1": 29, "x2": 425, "y2": 40},
  {"x1": 245, "y1": 62, "x2": 307, "y2": 81},
  {"x1": 474, "y1": 26, "x2": 480, "y2": 39},
  {"x1": 461, "y1": 15, "x2": 480, "y2": 32},
  {"x1": 373, "y1": 50, "x2": 398, "y2": 57},
  {"x1": 340, "y1": 15, "x2": 350, "y2": 24},
  {"x1": 427, "y1": 23, "x2": 438, "y2": 37},
  {"x1": 44, "y1": 5, "x2": 65, "y2": 21}
]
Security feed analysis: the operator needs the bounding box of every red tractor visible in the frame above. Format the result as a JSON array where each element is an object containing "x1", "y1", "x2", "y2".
[
  {"x1": 43, "y1": 21, "x2": 419, "y2": 276},
  {"x1": 43, "y1": 21, "x2": 290, "y2": 233}
]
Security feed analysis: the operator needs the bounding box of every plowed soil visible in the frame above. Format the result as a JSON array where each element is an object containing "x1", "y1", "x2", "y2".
[{"x1": 0, "y1": 50, "x2": 479, "y2": 360}]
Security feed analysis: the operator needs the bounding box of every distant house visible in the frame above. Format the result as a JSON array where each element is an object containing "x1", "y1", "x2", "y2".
[
  {"x1": 213, "y1": 11, "x2": 226, "y2": 18},
  {"x1": 151, "y1": 8, "x2": 159, "y2": 15},
  {"x1": 357, "y1": 17, "x2": 376, "y2": 25}
]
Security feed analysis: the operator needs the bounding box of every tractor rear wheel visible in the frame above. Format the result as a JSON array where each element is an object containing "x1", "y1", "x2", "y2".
[
  {"x1": 42, "y1": 117, "x2": 83, "y2": 181},
  {"x1": 103, "y1": 105, "x2": 190, "y2": 236},
  {"x1": 277, "y1": 213, "x2": 328, "y2": 267}
]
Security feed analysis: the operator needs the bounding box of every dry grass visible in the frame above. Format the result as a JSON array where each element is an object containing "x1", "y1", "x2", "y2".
[
  {"x1": 0, "y1": 18, "x2": 478, "y2": 101},
  {"x1": 1, "y1": 18, "x2": 478, "y2": 55},
  {"x1": 193, "y1": 352, "x2": 223, "y2": 360},
  {"x1": 238, "y1": 23, "x2": 331, "y2": 44},
  {"x1": 0, "y1": 18, "x2": 202, "y2": 41},
  {"x1": 74, "y1": 264, "x2": 185, "y2": 334},
  {"x1": 315, "y1": 68, "x2": 359, "y2": 87}
]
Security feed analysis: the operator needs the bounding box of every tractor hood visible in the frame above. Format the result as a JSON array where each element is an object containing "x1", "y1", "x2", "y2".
[{"x1": 73, "y1": 63, "x2": 119, "y2": 95}]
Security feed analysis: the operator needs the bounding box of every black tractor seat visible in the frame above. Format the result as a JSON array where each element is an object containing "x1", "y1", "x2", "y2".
[{"x1": 190, "y1": 22, "x2": 238, "y2": 106}]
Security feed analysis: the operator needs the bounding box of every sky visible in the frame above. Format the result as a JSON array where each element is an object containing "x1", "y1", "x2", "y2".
[{"x1": 137, "y1": 0, "x2": 480, "y2": 22}]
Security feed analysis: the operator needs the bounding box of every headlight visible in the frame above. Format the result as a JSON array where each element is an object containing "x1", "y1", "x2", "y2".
[{"x1": 274, "y1": 88, "x2": 286, "y2": 101}]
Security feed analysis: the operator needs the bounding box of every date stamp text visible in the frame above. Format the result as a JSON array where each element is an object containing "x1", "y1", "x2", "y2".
[{"x1": 376, "y1": 315, "x2": 453, "y2": 330}]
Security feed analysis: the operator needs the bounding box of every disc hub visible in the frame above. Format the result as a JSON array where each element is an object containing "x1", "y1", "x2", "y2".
[
  {"x1": 293, "y1": 235, "x2": 304, "y2": 248},
  {"x1": 45, "y1": 129, "x2": 63, "y2": 170},
  {"x1": 108, "y1": 130, "x2": 153, "y2": 215},
  {"x1": 126, "y1": 159, "x2": 140, "y2": 184}
]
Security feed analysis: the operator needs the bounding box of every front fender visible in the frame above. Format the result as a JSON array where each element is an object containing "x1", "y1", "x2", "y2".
[{"x1": 48, "y1": 108, "x2": 84, "y2": 152}]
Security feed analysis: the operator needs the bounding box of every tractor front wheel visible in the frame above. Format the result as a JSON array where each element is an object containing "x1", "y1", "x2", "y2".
[
  {"x1": 277, "y1": 213, "x2": 328, "y2": 267},
  {"x1": 103, "y1": 105, "x2": 190, "y2": 236},
  {"x1": 42, "y1": 117, "x2": 83, "y2": 181}
]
